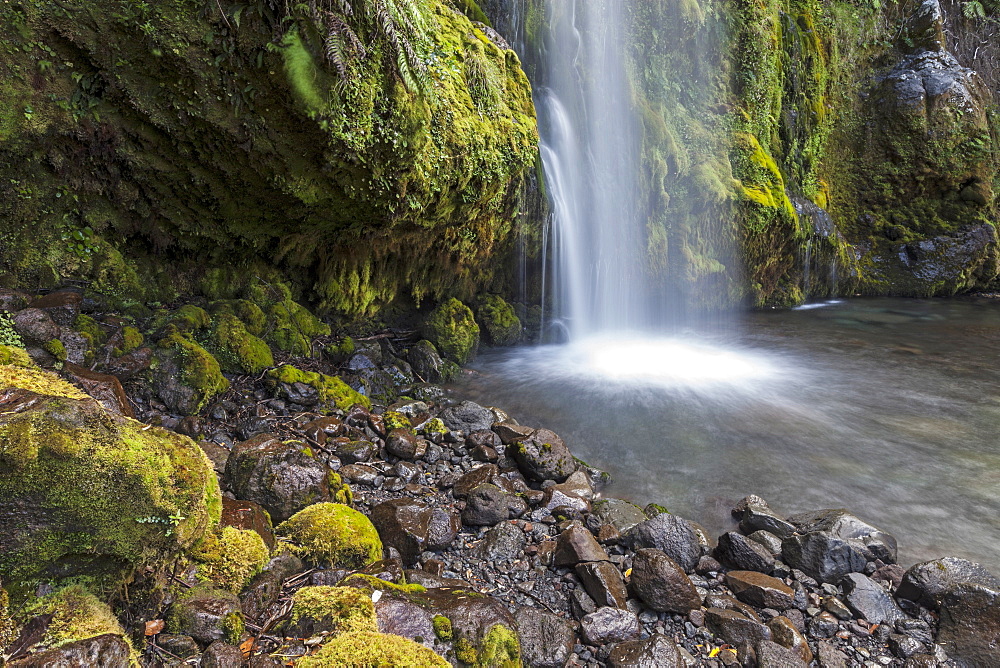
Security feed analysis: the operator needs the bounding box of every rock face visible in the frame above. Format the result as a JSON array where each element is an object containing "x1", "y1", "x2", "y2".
[
  {"x1": 580, "y1": 607, "x2": 639, "y2": 645},
  {"x1": 725, "y1": 571, "x2": 795, "y2": 610},
  {"x1": 781, "y1": 532, "x2": 867, "y2": 584},
  {"x1": 841, "y1": 573, "x2": 906, "y2": 624},
  {"x1": 938, "y1": 582, "x2": 1000, "y2": 667},
  {"x1": 0, "y1": 367, "x2": 220, "y2": 593},
  {"x1": 224, "y1": 434, "x2": 331, "y2": 523},
  {"x1": 370, "y1": 499, "x2": 461, "y2": 565},
  {"x1": 896, "y1": 557, "x2": 1000, "y2": 609},
  {"x1": 630, "y1": 548, "x2": 701, "y2": 614}
]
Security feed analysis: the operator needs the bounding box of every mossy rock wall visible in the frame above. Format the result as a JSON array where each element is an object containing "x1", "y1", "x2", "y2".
[{"x1": 0, "y1": 0, "x2": 537, "y2": 319}]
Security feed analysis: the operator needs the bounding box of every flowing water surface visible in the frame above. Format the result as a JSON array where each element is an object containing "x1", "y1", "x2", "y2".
[{"x1": 451, "y1": 297, "x2": 1000, "y2": 572}]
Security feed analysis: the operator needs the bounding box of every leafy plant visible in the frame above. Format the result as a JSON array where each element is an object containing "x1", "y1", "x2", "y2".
[{"x1": 0, "y1": 312, "x2": 24, "y2": 349}]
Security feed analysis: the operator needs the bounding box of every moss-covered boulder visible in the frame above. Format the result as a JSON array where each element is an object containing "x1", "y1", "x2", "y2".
[
  {"x1": 424, "y1": 299, "x2": 480, "y2": 365},
  {"x1": 205, "y1": 313, "x2": 274, "y2": 375},
  {"x1": 281, "y1": 586, "x2": 378, "y2": 638},
  {"x1": 476, "y1": 295, "x2": 522, "y2": 347},
  {"x1": 0, "y1": 579, "x2": 17, "y2": 651},
  {"x1": 266, "y1": 364, "x2": 370, "y2": 411},
  {"x1": 297, "y1": 631, "x2": 450, "y2": 667},
  {"x1": 276, "y1": 502, "x2": 383, "y2": 569},
  {"x1": 153, "y1": 330, "x2": 229, "y2": 416},
  {"x1": 0, "y1": 364, "x2": 221, "y2": 598},
  {"x1": 192, "y1": 526, "x2": 271, "y2": 593},
  {"x1": 17, "y1": 586, "x2": 136, "y2": 659}
]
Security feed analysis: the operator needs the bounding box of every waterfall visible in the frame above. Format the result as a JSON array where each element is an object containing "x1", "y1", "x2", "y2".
[{"x1": 536, "y1": 1, "x2": 645, "y2": 338}]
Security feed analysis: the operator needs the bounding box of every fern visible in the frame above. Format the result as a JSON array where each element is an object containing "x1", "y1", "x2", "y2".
[{"x1": 963, "y1": 0, "x2": 987, "y2": 19}]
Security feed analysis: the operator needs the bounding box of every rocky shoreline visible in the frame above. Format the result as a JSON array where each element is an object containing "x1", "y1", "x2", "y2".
[{"x1": 1, "y1": 290, "x2": 998, "y2": 667}]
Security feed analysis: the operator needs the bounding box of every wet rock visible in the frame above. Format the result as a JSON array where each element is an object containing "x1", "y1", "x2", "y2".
[
  {"x1": 905, "y1": 0, "x2": 945, "y2": 51},
  {"x1": 607, "y1": 634, "x2": 686, "y2": 668},
  {"x1": 841, "y1": 572, "x2": 906, "y2": 624},
  {"x1": 492, "y1": 422, "x2": 534, "y2": 445},
  {"x1": 510, "y1": 428, "x2": 577, "y2": 483},
  {"x1": 369, "y1": 498, "x2": 461, "y2": 565},
  {"x1": 104, "y1": 346, "x2": 153, "y2": 379},
  {"x1": 705, "y1": 593, "x2": 762, "y2": 622},
  {"x1": 224, "y1": 433, "x2": 330, "y2": 523},
  {"x1": 453, "y1": 464, "x2": 516, "y2": 498},
  {"x1": 8, "y1": 634, "x2": 132, "y2": 667},
  {"x1": 590, "y1": 498, "x2": 648, "y2": 533},
  {"x1": 629, "y1": 548, "x2": 701, "y2": 614},
  {"x1": 705, "y1": 608, "x2": 772, "y2": 647},
  {"x1": 158, "y1": 633, "x2": 201, "y2": 658},
  {"x1": 781, "y1": 532, "x2": 866, "y2": 583},
  {"x1": 13, "y1": 308, "x2": 60, "y2": 344},
  {"x1": 439, "y1": 400, "x2": 494, "y2": 434},
  {"x1": 823, "y1": 596, "x2": 852, "y2": 620},
  {"x1": 576, "y1": 561, "x2": 629, "y2": 609},
  {"x1": 406, "y1": 340, "x2": 449, "y2": 383},
  {"x1": 221, "y1": 498, "x2": 276, "y2": 550},
  {"x1": 580, "y1": 606, "x2": 639, "y2": 645},
  {"x1": 554, "y1": 522, "x2": 609, "y2": 566},
  {"x1": 472, "y1": 521, "x2": 526, "y2": 561},
  {"x1": 767, "y1": 616, "x2": 813, "y2": 663},
  {"x1": 816, "y1": 640, "x2": 849, "y2": 668},
  {"x1": 741, "y1": 505, "x2": 796, "y2": 539},
  {"x1": 889, "y1": 633, "x2": 924, "y2": 659},
  {"x1": 808, "y1": 611, "x2": 840, "y2": 638},
  {"x1": 462, "y1": 483, "x2": 509, "y2": 526},
  {"x1": 895, "y1": 557, "x2": 1000, "y2": 610},
  {"x1": 542, "y1": 471, "x2": 593, "y2": 514},
  {"x1": 201, "y1": 641, "x2": 244, "y2": 668},
  {"x1": 168, "y1": 587, "x2": 244, "y2": 644},
  {"x1": 755, "y1": 639, "x2": 809, "y2": 667},
  {"x1": 29, "y1": 290, "x2": 82, "y2": 326},
  {"x1": 339, "y1": 464, "x2": 380, "y2": 485},
  {"x1": 336, "y1": 440, "x2": 375, "y2": 464},
  {"x1": 786, "y1": 509, "x2": 897, "y2": 563},
  {"x1": 726, "y1": 571, "x2": 795, "y2": 610},
  {"x1": 61, "y1": 362, "x2": 134, "y2": 417},
  {"x1": 516, "y1": 608, "x2": 574, "y2": 668},
  {"x1": 0, "y1": 288, "x2": 29, "y2": 312},
  {"x1": 749, "y1": 530, "x2": 784, "y2": 557},
  {"x1": 937, "y1": 581, "x2": 1000, "y2": 667},
  {"x1": 385, "y1": 429, "x2": 420, "y2": 460},
  {"x1": 715, "y1": 531, "x2": 775, "y2": 574},
  {"x1": 571, "y1": 587, "x2": 598, "y2": 620},
  {"x1": 621, "y1": 513, "x2": 701, "y2": 573},
  {"x1": 200, "y1": 441, "x2": 230, "y2": 476}
]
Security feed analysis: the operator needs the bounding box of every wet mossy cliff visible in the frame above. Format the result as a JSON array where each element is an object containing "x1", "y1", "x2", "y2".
[
  {"x1": 486, "y1": 0, "x2": 1000, "y2": 307},
  {"x1": 0, "y1": 0, "x2": 537, "y2": 318}
]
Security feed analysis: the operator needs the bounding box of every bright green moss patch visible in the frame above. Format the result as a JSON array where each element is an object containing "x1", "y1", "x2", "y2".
[
  {"x1": 119, "y1": 326, "x2": 143, "y2": 355},
  {"x1": 338, "y1": 574, "x2": 427, "y2": 595},
  {"x1": 72, "y1": 314, "x2": 105, "y2": 352},
  {"x1": 383, "y1": 411, "x2": 412, "y2": 431},
  {"x1": 43, "y1": 338, "x2": 67, "y2": 362},
  {"x1": 165, "y1": 305, "x2": 211, "y2": 334},
  {"x1": 193, "y1": 526, "x2": 270, "y2": 593},
  {"x1": 479, "y1": 624, "x2": 521, "y2": 667},
  {"x1": 0, "y1": 366, "x2": 221, "y2": 598},
  {"x1": 266, "y1": 364, "x2": 370, "y2": 411},
  {"x1": 476, "y1": 295, "x2": 521, "y2": 347},
  {"x1": 21, "y1": 586, "x2": 137, "y2": 664},
  {"x1": 206, "y1": 313, "x2": 274, "y2": 375},
  {"x1": 265, "y1": 299, "x2": 331, "y2": 356},
  {"x1": 454, "y1": 636, "x2": 478, "y2": 664},
  {"x1": 424, "y1": 299, "x2": 480, "y2": 364},
  {"x1": 297, "y1": 631, "x2": 450, "y2": 667},
  {"x1": 286, "y1": 586, "x2": 377, "y2": 637},
  {"x1": 209, "y1": 299, "x2": 268, "y2": 336},
  {"x1": 432, "y1": 614, "x2": 453, "y2": 641},
  {"x1": 276, "y1": 503, "x2": 382, "y2": 569},
  {"x1": 156, "y1": 331, "x2": 230, "y2": 414},
  {"x1": 0, "y1": 345, "x2": 36, "y2": 369}
]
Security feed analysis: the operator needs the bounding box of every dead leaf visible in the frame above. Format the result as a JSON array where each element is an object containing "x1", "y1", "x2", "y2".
[
  {"x1": 240, "y1": 637, "x2": 256, "y2": 658},
  {"x1": 144, "y1": 619, "x2": 165, "y2": 636}
]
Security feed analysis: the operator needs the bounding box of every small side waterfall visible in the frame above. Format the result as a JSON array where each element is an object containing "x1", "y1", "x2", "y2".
[{"x1": 537, "y1": 2, "x2": 645, "y2": 338}]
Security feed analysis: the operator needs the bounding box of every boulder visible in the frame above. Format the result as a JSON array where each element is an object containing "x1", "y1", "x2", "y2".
[
  {"x1": 516, "y1": 608, "x2": 575, "y2": 668},
  {"x1": 510, "y1": 428, "x2": 577, "y2": 482},
  {"x1": 224, "y1": 433, "x2": 331, "y2": 523},
  {"x1": 8, "y1": 634, "x2": 132, "y2": 667},
  {"x1": 554, "y1": 522, "x2": 609, "y2": 566},
  {"x1": 576, "y1": 561, "x2": 629, "y2": 609},
  {"x1": 407, "y1": 340, "x2": 453, "y2": 384},
  {"x1": 781, "y1": 532, "x2": 866, "y2": 583},
  {"x1": 276, "y1": 503, "x2": 382, "y2": 570},
  {"x1": 201, "y1": 641, "x2": 244, "y2": 668},
  {"x1": 767, "y1": 616, "x2": 813, "y2": 663},
  {"x1": 621, "y1": 514, "x2": 701, "y2": 573},
  {"x1": 895, "y1": 557, "x2": 1000, "y2": 610},
  {"x1": 607, "y1": 634, "x2": 686, "y2": 668},
  {"x1": 726, "y1": 571, "x2": 795, "y2": 610},
  {"x1": 630, "y1": 548, "x2": 701, "y2": 614},
  {"x1": 740, "y1": 505, "x2": 796, "y2": 539},
  {"x1": 439, "y1": 400, "x2": 495, "y2": 434},
  {"x1": 786, "y1": 509, "x2": 897, "y2": 563},
  {"x1": 0, "y1": 370, "x2": 220, "y2": 594},
  {"x1": 755, "y1": 639, "x2": 809, "y2": 667},
  {"x1": 61, "y1": 362, "x2": 134, "y2": 418},
  {"x1": 167, "y1": 585, "x2": 245, "y2": 645},
  {"x1": 462, "y1": 483, "x2": 509, "y2": 526},
  {"x1": 590, "y1": 498, "x2": 648, "y2": 533},
  {"x1": 715, "y1": 531, "x2": 775, "y2": 574},
  {"x1": 385, "y1": 429, "x2": 421, "y2": 460},
  {"x1": 841, "y1": 572, "x2": 906, "y2": 624},
  {"x1": 580, "y1": 607, "x2": 639, "y2": 645},
  {"x1": 705, "y1": 608, "x2": 772, "y2": 647},
  {"x1": 472, "y1": 522, "x2": 526, "y2": 562},
  {"x1": 369, "y1": 499, "x2": 461, "y2": 565},
  {"x1": 452, "y1": 464, "x2": 517, "y2": 498},
  {"x1": 937, "y1": 582, "x2": 1000, "y2": 667}
]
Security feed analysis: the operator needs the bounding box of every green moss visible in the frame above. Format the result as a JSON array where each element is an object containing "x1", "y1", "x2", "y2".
[
  {"x1": 166, "y1": 584, "x2": 244, "y2": 644},
  {"x1": 326, "y1": 336, "x2": 356, "y2": 360},
  {"x1": 265, "y1": 299, "x2": 331, "y2": 356},
  {"x1": 383, "y1": 411, "x2": 412, "y2": 431},
  {"x1": 119, "y1": 326, "x2": 143, "y2": 355},
  {"x1": 22, "y1": 585, "x2": 138, "y2": 664},
  {"x1": 476, "y1": 295, "x2": 521, "y2": 347},
  {"x1": 221, "y1": 610, "x2": 245, "y2": 645},
  {"x1": 193, "y1": 526, "x2": 270, "y2": 593},
  {"x1": 432, "y1": 614, "x2": 453, "y2": 641},
  {"x1": 0, "y1": 581, "x2": 14, "y2": 650},
  {"x1": 276, "y1": 502, "x2": 382, "y2": 569},
  {"x1": 420, "y1": 418, "x2": 448, "y2": 436},
  {"x1": 266, "y1": 364, "x2": 370, "y2": 411},
  {"x1": 43, "y1": 338, "x2": 67, "y2": 362},
  {"x1": 424, "y1": 298, "x2": 480, "y2": 365},
  {"x1": 644, "y1": 503, "x2": 670, "y2": 518},
  {"x1": 297, "y1": 631, "x2": 450, "y2": 667},
  {"x1": 329, "y1": 471, "x2": 354, "y2": 506},
  {"x1": 281, "y1": 27, "x2": 328, "y2": 114},
  {"x1": 0, "y1": 344, "x2": 32, "y2": 367},
  {"x1": 72, "y1": 314, "x2": 105, "y2": 356},
  {"x1": 287, "y1": 586, "x2": 378, "y2": 637},
  {"x1": 205, "y1": 313, "x2": 274, "y2": 375},
  {"x1": 478, "y1": 624, "x2": 520, "y2": 667},
  {"x1": 338, "y1": 574, "x2": 427, "y2": 595},
  {"x1": 0, "y1": 366, "x2": 221, "y2": 599},
  {"x1": 209, "y1": 299, "x2": 268, "y2": 336},
  {"x1": 166, "y1": 305, "x2": 211, "y2": 334},
  {"x1": 156, "y1": 331, "x2": 230, "y2": 414},
  {"x1": 454, "y1": 637, "x2": 478, "y2": 664}
]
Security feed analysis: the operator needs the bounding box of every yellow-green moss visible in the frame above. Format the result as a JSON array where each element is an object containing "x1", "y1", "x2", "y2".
[
  {"x1": 476, "y1": 295, "x2": 521, "y2": 347},
  {"x1": 209, "y1": 299, "x2": 267, "y2": 336},
  {"x1": 478, "y1": 624, "x2": 520, "y2": 667},
  {"x1": 156, "y1": 331, "x2": 230, "y2": 414},
  {"x1": 22, "y1": 586, "x2": 138, "y2": 665},
  {"x1": 166, "y1": 584, "x2": 244, "y2": 644},
  {"x1": 72, "y1": 314, "x2": 105, "y2": 354},
  {"x1": 165, "y1": 305, "x2": 211, "y2": 333},
  {"x1": 338, "y1": 574, "x2": 427, "y2": 595},
  {"x1": 193, "y1": 526, "x2": 270, "y2": 593},
  {"x1": 0, "y1": 581, "x2": 16, "y2": 650},
  {"x1": 205, "y1": 313, "x2": 274, "y2": 375},
  {"x1": 420, "y1": 418, "x2": 448, "y2": 436},
  {"x1": 329, "y1": 471, "x2": 354, "y2": 505},
  {"x1": 383, "y1": 411, "x2": 412, "y2": 431},
  {"x1": 0, "y1": 366, "x2": 221, "y2": 598},
  {"x1": 297, "y1": 631, "x2": 450, "y2": 667},
  {"x1": 424, "y1": 298, "x2": 480, "y2": 365},
  {"x1": 43, "y1": 338, "x2": 67, "y2": 362},
  {"x1": 287, "y1": 586, "x2": 378, "y2": 637},
  {"x1": 455, "y1": 637, "x2": 478, "y2": 664},
  {"x1": 276, "y1": 503, "x2": 382, "y2": 569},
  {"x1": 119, "y1": 326, "x2": 143, "y2": 355},
  {"x1": 265, "y1": 299, "x2": 331, "y2": 356},
  {"x1": 0, "y1": 363, "x2": 88, "y2": 398},
  {"x1": 266, "y1": 364, "x2": 370, "y2": 411},
  {"x1": 433, "y1": 614, "x2": 453, "y2": 641}
]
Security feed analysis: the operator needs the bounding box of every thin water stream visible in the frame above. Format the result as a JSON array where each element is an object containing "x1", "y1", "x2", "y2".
[{"x1": 451, "y1": 297, "x2": 1000, "y2": 573}]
